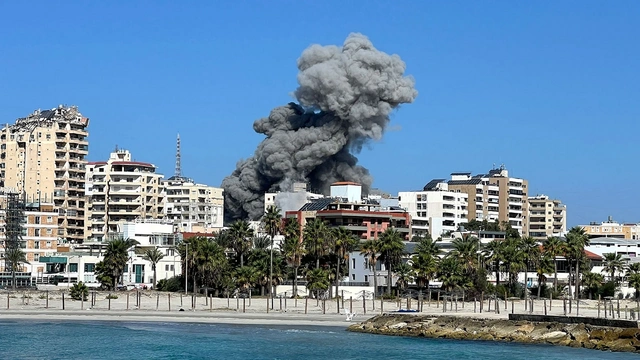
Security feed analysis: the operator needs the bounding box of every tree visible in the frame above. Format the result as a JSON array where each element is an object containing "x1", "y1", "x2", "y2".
[
  {"x1": 450, "y1": 236, "x2": 480, "y2": 274},
  {"x1": 229, "y1": 220, "x2": 254, "y2": 267},
  {"x1": 378, "y1": 228, "x2": 405, "y2": 295},
  {"x1": 543, "y1": 236, "x2": 565, "y2": 291},
  {"x1": 602, "y1": 252, "x2": 625, "y2": 283},
  {"x1": 565, "y1": 226, "x2": 590, "y2": 299},
  {"x1": 332, "y1": 227, "x2": 359, "y2": 297},
  {"x1": 96, "y1": 238, "x2": 139, "y2": 290},
  {"x1": 520, "y1": 236, "x2": 540, "y2": 301},
  {"x1": 281, "y1": 218, "x2": 305, "y2": 297},
  {"x1": 262, "y1": 205, "x2": 282, "y2": 298},
  {"x1": 483, "y1": 240, "x2": 505, "y2": 287},
  {"x1": 143, "y1": 248, "x2": 165, "y2": 290},
  {"x1": 629, "y1": 273, "x2": 640, "y2": 299},
  {"x1": 303, "y1": 219, "x2": 329, "y2": 269},
  {"x1": 360, "y1": 239, "x2": 379, "y2": 296},
  {"x1": 438, "y1": 256, "x2": 465, "y2": 292},
  {"x1": 306, "y1": 268, "x2": 331, "y2": 297},
  {"x1": 534, "y1": 254, "x2": 554, "y2": 298},
  {"x1": 235, "y1": 266, "x2": 259, "y2": 290},
  {"x1": 4, "y1": 248, "x2": 28, "y2": 290},
  {"x1": 501, "y1": 237, "x2": 525, "y2": 294},
  {"x1": 582, "y1": 272, "x2": 604, "y2": 300},
  {"x1": 69, "y1": 281, "x2": 89, "y2": 301},
  {"x1": 628, "y1": 262, "x2": 640, "y2": 275},
  {"x1": 412, "y1": 237, "x2": 441, "y2": 292},
  {"x1": 394, "y1": 263, "x2": 414, "y2": 293}
]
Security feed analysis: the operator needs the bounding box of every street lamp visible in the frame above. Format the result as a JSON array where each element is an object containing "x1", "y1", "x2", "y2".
[{"x1": 184, "y1": 242, "x2": 189, "y2": 295}]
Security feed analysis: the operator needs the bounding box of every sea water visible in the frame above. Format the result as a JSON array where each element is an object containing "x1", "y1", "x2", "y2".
[{"x1": 0, "y1": 320, "x2": 636, "y2": 359}]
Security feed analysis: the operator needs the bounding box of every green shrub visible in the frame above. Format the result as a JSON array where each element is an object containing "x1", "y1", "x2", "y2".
[
  {"x1": 597, "y1": 281, "x2": 616, "y2": 298},
  {"x1": 106, "y1": 294, "x2": 118, "y2": 299},
  {"x1": 156, "y1": 276, "x2": 184, "y2": 292},
  {"x1": 70, "y1": 282, "x2": 88, "y2": 301}
]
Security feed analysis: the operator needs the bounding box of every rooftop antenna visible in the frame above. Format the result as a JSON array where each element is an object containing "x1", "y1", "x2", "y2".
[{"x1": 175, "y1": 133, "x2": 181, "y2": 177}]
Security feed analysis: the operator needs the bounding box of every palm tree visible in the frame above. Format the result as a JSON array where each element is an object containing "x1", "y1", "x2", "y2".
[
  {"x1": 4, "y1": 248, "x2": 29, "y2": 290},
  {"x1": 303, "y1": 218, "x2": 329, "y2": 269},
  {"x1": 412, "y1": 252, "x2": 438, "y2": 292},
  {"x1": 603, "y1": 253, "x2": 625, "y2": 283},
  {"x1": 629, "y1": 273, "x2": 640, "y2": 299},
  {"x1": 566, "y1": 226, "x2": 590, "y2": 299},
  {"x1": 281, "y1": 218, "x2": 305, "y2": 297},
  {"x1": 360, "y1": 239, "x2": 379, "y2": 296},
  {"x1": 438, "y1": 256, "x2": 465, "y2": 292},
  {"x1": 628, "y1": 263, "x2": 640, "y2": 275},
  {"x1": 543, "y1": 236, "x2": 565, "y2": 291},
  {"x1": 450, "y1": 236, "x2": 480, "y2": 274},
  {"x1": 142, "y1": 248, "x2": 165, "y2": 290},
  {"x1": 416, "y1": 235, "x2": 441, "y2": 257},
  {"x1": 520, "y1": 236, "x2": 539, "y2": 300},
  {"x1": 332, "y1": 227, "x2": 358, "y2": 297},
  {"x1": 235, "y1": 266, "x2": 259, "y2": 290},
  {"x1": 535, "y1": 254, "x2": 554, "y2": 298},
  {"x1": 582, "y1": 272, "x2": 604, "y2": 299},
  {"x1": 483, "y1": 240, "x2": 505, "y2": 287},
  {"x1": 394, "y1": 263, "x2": 414, "y2": 293},
  {"x1": 229, "y1": 220, "x2": 254, "y2": 267},
  {"x1": 262, "y1": 206, "x2": 282, "y2": 299},
  {"x1": 306, "y1": 268, "x2": 331, "y2": 297},
  {"x1": 378, "y1": 228, "x2": 405, "y2": 295},
  {"x1": 501, "y1": 237, "x2": 525, "y2": 293},
  {"x1": 97, "y1": 238, "x2": 139, "y2": 289}
]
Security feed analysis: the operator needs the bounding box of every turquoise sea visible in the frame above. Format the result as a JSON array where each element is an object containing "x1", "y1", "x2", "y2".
[{"x1": 0, "y1": 320, "x2": 637, "y2": 359}]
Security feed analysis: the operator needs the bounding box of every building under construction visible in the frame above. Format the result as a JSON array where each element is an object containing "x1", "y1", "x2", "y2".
[{"x1": 0, "y1": 105, "x2": 89, "y2": 243}]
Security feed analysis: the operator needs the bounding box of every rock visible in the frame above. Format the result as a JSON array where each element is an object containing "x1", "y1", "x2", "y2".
[
  {"x1": 516, "y1": 324, "x2": 535, "y2": 334},
  {"x1": 541, "y1": 331, "x2": 568, "y2": 342},
  {"x1": 389, "y1": 322, "x2": 407, "y2": 329}
]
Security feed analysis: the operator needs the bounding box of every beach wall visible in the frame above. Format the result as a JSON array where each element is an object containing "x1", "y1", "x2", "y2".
[
  {"x1": 509, "y1": 314, "x2": 640, "y2": 328},
  {"x1": 348, "y1": 314, "x2": 640, "y2": 354},
  {"x1": 275, "y1": 285, "x2": 374, "y2": 299}
]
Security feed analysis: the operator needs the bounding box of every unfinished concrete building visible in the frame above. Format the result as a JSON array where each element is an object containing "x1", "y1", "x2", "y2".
[{"x1": 0, "y1": 106, "x2": 89, "y2": 243}]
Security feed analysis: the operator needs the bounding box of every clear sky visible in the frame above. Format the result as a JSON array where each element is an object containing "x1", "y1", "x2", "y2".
[{"x1": 1, "y1": 1, "x2": 638, "y2": 226}]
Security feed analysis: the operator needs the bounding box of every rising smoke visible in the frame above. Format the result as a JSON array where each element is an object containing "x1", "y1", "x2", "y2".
[{"x1": 221, "y1": 33, "x2": 418, "y2": 222}]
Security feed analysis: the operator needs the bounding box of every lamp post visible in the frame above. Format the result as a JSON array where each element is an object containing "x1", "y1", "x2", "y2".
[
  {"x1": 269, "y1": 233, "x2": 273, "y2": 309},
  {"x1": 184, "y1": 242, "x2": 189, "y2": 295}
]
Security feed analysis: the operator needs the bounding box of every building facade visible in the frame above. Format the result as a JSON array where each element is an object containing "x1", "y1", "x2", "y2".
[
  {"x1": 163, "y1": 177, "x2": 224, "y2": 233},
  {"x1": 527, "y1": 194, "x2": 567, "y2": 240},
  {"x1": 85, "y1": 149, "x2": 164, "y2": 241},
  {"x1": 398, "y1": 180, "x2": 468, "y2": 237},
  {"x1": 445, "y1": 165, "x2": 528, "y2": 235},
  {"x1": 579, "y1": 217, "x2": 640, "y2": 240},
  {"x1": 0, "y1": 106, "x2": 89, "y2": 242}
]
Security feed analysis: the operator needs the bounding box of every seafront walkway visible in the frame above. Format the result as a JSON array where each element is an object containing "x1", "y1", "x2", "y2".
[{"x1": 0, "y1": 289, "x2": 637, "y2": 324}]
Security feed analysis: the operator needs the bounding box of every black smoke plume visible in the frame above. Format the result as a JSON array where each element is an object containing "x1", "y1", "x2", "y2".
[{"x1": 222, "y1": 33, "x2": 418, "y2": 221}]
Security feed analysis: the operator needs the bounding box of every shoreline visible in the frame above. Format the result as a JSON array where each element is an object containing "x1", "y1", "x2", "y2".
[
  {"x1": 0, "y1": 309, "x2": 352, "y2": 328},
  {"x1": 348, "y1": 313, "x2": 640, "y2": 353}
]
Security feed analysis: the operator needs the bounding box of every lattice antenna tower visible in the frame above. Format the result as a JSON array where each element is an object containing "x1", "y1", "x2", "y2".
[{"x1": 175, "y1": 133, "x2": 181, "y2": 178}]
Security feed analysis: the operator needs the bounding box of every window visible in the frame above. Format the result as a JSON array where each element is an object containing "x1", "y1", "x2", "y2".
[
  {"x1": 34, "y1": 254, "x2": 39, "y2": 262},
  {"x1": 69, "y1": 263, "x2": 78, "y2": 272},
  {"x1": 84, "y1": 263, "x2": 95, "y2": 272},
  {"x1": 165, "y1": 264, "x2": 170, "y2": 271},
  {"x1": 47, "y1": 216, "x2": 52, "y2": 223},
  {"x1": 46, "y1": 241, "x2": 51, "y2": 248},
  {"x1": 352, "y1": 258, "x2": 356, "y2": 269},
  {"x1": 46, "y1": 134, "x2": 51, "y2": 140},
  {"x1": 364, "y1": 275, "x2": 369, "y2": 282},
  {"x1": 47, "y1": 229, "x2": 52, "y2": 234},
  {"x1": 352, "y1": 274, "x2": 356, "y2": 281},
  {"x1": 34, "y1": 229, "x2": 40, "y2": 237}
]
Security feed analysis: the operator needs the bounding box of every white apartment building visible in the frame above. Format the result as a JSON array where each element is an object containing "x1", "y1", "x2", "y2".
[
  {"x1": 84, "y1": 149, "x2": 164, "y2": 241},
  {"x1": 264, "y1": 182, "x2": 324, "y2": 215},
  {"x1": 528, "y1": 194, "x2": 567, "y2": 240},
  {"x1": 163, "y1": 177, "x2": 224, "y2": 233},
  {"x1": 398, "y1": 180, "x2": 468, "y2": 237}
]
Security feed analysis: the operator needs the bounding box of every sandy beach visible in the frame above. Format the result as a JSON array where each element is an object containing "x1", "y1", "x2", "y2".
[{"x1": 0, "y1": 289, "x2": 637, "y2": 327}]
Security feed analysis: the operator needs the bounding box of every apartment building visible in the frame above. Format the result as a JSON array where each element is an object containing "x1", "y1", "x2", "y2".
[
  {"x1": 580, "y1": 217, "x2": 640, "y2": 240},
  {"x1": 163, "y1": 177, "x2": 224, "y2": 233},
  {"x1": 527, "y1": 194, "x2": 567, "y2": 240},
  {"x1": 285, "y1": 183, "x2": 411, "y2": 241},
  {"x1": 398, "y1": 180, "x2": 468, "y2": 237},
  {"x1": 0, "y1": 194, "x2": 60, "y2": 286},
  {"x1": 85, "y1": 149, "x2": 164, "y2": 241},
  {"x1": 446, "y1": 165, "x2": 528, "y2": 235},
  {"x1": 0, "y1": 106, "x2": 89, "y2": 242}
]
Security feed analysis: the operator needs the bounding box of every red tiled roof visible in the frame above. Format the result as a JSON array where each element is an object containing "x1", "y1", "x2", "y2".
[
  {"x1": 87, "y1": 161, "x2": 107, "y2": 165},
  {"x1": 181, "y1": 232, "x2": 216, "y2": 239},
  {"x1": 584, "y1": 250, "x2": 603, "y2": 261}
]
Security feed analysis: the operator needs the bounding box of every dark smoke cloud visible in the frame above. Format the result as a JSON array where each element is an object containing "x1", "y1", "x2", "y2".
[{"x1": 222, "y1": 33, "x2": 418, "y2": 221}]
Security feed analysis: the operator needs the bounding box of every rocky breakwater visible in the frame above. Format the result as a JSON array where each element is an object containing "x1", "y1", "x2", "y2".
[{"x1": 348, "y1": 314, "x2": 640, "y2": 353}]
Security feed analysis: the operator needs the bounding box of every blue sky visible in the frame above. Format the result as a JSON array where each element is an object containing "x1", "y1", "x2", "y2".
[{"x1": 1, "y1": 1, "x2": 638, "y2": 226}]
